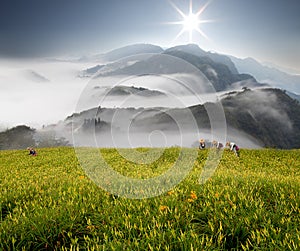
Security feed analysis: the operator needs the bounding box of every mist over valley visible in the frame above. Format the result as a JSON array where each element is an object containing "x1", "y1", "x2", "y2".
[{"x1": 1, "y1": 44, "x2": 300, "y2": 149}]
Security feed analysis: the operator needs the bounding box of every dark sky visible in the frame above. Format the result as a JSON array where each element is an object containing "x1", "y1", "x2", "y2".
[{"x1": 1, "y1": 0, "x2": 300, "y2": 71}]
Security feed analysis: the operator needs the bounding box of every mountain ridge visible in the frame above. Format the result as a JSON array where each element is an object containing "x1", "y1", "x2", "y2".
[
  {"x1": 67, "y1": 88, "x2": 300, "y2": 149},
  {"x1": 83, "y1": 44, "x2": 259, "y2": 92},
  {"x1": 79, "y1": 43, "x2": 164, "y2": 62},
  {"x1": 230, "y1": 55, "x2": 300, "y2": 94},
  {"x1": 165, "y1": 44, "x2": 239, "y2": 74}
]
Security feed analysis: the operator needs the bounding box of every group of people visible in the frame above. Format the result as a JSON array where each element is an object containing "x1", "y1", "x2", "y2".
[
  {"x1": 199, "y1": 139, "x2": 239, "y2": 156},
  {"x1": 26, "y1": 141, "x2": 239, "y2": 157}
]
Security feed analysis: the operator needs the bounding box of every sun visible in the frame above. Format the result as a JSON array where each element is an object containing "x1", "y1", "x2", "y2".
[
  {"x1": 166, "y1": 0, "x2": 213, "y2": 43},
  {"x1": 183, "y1": 13, "x2": 199, "y2": 31}
]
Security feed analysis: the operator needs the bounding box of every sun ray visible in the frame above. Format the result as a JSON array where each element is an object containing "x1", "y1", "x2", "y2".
[
  {"x1": 174, "y1": 28, "x2": 186, "y2": 42},
  {"x1": 167, "y1": 0, "x2": 186, "y2": 18},
  {"x1": 189, "y1": 0, "x2": 193, "y2": 14},
  {"x1": 195, "y1": 27, "x2": 209, "y2": 40},
  {"x1": 164, "y1": 21, "x2": 184, "y2": 25},
  {"x1": 196, "y1": 0, "x2": 213, "y2": 16},
  {"x1": 189, "y1": 30, "x2": 193, "y2": 42},
  {"x1": 198, "y1": 19, "x2": 215, "y2": 24}
]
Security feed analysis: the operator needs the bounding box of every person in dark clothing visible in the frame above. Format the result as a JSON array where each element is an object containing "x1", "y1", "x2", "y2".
[
  {"x1": 27, "y1": 147, "x2": 37, "y2": 156},
  {"x1": 199, "y1": 139, "x2": 206, "y2": 149}
]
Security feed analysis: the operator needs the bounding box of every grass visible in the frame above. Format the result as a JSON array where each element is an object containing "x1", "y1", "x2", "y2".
[{"x1": 0, "y1": 147, "x2": 299, "y2": 250}]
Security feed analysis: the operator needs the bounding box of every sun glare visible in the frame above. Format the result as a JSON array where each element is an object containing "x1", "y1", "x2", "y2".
[
  {"x1": 183, "y1": 13, "x2": 199, "y2": 31},
  {"x1": 166, "y1": 0, "x2": 214, "y2": 43}
]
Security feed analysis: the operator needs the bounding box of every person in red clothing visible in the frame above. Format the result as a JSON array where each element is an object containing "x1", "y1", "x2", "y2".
[
  {"x1": 226, "y1": 141, "x2": 239, "y2": 157},
  {"x1": 27, "y1": 147, "x2": 37, "y2": 156}
]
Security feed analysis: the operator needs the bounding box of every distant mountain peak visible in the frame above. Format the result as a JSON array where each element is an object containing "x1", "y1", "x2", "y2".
[
  {"x1": 230, "y1": 55, "x2": 300, "y2": 93},
  {"x1": 165, "y1": 44, "x2": 206, "y2": 55},
  {"x1": 165, "y1": 44, "x2": 239, "y2": 75},
  {"x1": 23, "y1": 70, "x2": 50, "y2": 83},
  {"x1": 103, "y1": 43, "x2": 163, "y2": 56},
  {"x1": 80, "y1": 43, "x2": 164, "y2": 63}
]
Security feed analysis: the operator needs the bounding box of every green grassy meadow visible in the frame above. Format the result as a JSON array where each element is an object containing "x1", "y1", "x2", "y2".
[{"x1": 0, "y1": 147, "x2": 299, "y2": 250}]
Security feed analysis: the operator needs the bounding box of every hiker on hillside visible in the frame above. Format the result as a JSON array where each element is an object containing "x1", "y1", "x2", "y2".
[
  {"x1": 27, "y1": 147, "x2": 37, "y2": 156},
  {"x1": 199, "y1": 139, "x2": 206, "y2": 149},
  {"x1": 212, "y1": 140, "x2": 223, "y2": 150},
  {"x1": 226, "y1": 141, "x2": 239, "y2": 157}
]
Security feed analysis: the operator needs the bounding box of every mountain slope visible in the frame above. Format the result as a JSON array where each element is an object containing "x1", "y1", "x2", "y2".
[
  {"x1": 220, "y1": 88, "x2": 300, "y2": 148},
  {"x1": 230, "y1": 56, "x2": 300, "y2": 93},
  {"x1": 163, "y1": 49, "x2": 256, "y2": 91},
  {"x1": 286, "y1": 91, "x2": 300, "y2": 102},
  {"x1": 68, "y1": 88, "x2": 300, "y2": 149},
  {"x1": 165, "y1": 44, "x2": 239, "y2": 74},
  {"x1": 90, "y1": 49, "x2": 256, "y2": 92},
  {"x1": 143, "y1": 88, "x2": 300, "y2": 148},
  {"x1": 80, "y1": 44, "x2": 164, "y2": 62},
  {"x1": 78, "y1": 65, "x2": 105, "y2": 77}
]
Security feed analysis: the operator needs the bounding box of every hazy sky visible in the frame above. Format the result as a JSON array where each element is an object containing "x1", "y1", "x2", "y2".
[{"x1": 0, "y1": 0, "x2": 300, "y2": 71}]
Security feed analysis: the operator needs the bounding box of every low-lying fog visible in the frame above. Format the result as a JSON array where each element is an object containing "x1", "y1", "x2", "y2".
[
  {"x1": 68, "y1": 127, "x2": 262, "y2": 149},
  {"x1": 0, "y1": 58, "x2": 263, "y2": 149},
  {"x1": 0, "y1": 58, "x2": 91, "y2": 128},
  {"x1": 0, "y1": 57, "x2": 231, "y2": 128}
]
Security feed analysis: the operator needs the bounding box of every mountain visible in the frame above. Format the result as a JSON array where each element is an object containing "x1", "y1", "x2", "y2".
[
  {"x1": 88, "y1": 45, "x2": 257, "y2": 92},
  {"x1": 163, "y1": 49, "x2": 256, "y2": 91},
  {"x1": 79, "y1": 43, "x2": 299, "y2": 94},
  {"x1": 165, "y1": 44, "x2": 239, "y2": 74},
  {"x1": 62, "y1": 43, "x2": 300, "y2": 148},
  {"x1": 24, "y1": 70, "x2": 50, "y2": 83},
  {"x1": 101, "y1": 44, "x2": 164, "y2": 61},
  {"x1": 220, "y1": 88, "x2": 300, "y2": 148},
  {"x1": 230, "y1": 56, "x2": 300, "y2": 94},
  {"x1": 67, "y1": 88, "x2": 300, "y2": 149},
  {"x1": 78, "y1": 65, "x2": 105, "y2": 77},
  {"x1": 94, "y1": 53, "x2": 192, "y2": 76},
  {"x1": 79, "y1": 44, "x2": 164, "y2": 63},
  {"x1": 262, "y1": 61, "x2": 300, "y2": 75},
  {"x1": 286, "y1": 91, "x2": 300, "y2": 102},
  {"x1": 124, "y1": 88, "x2": 300, "y2": 148},
  {"x1": 94, "y1": 85, "x2": 166, "y2": 97}
]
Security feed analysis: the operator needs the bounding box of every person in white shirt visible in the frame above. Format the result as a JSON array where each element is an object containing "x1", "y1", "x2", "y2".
[{"x1": 226, "y1": 141, "x2": 239, "y2": 157}]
